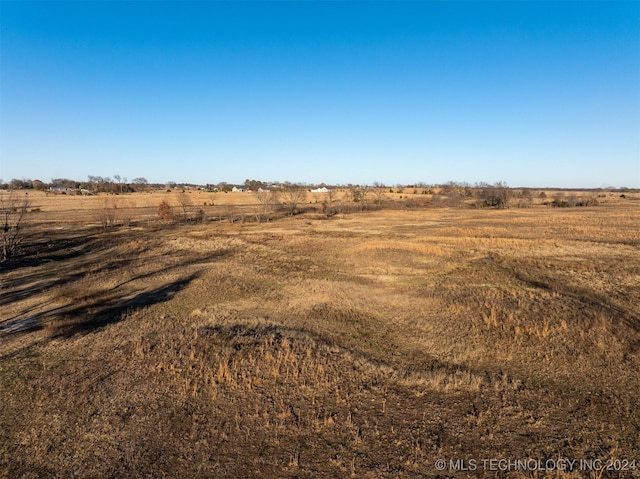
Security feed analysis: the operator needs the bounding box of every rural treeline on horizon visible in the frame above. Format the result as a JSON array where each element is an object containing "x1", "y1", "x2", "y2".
[{"x1": 2, "y1": 176, "x2": 639, "y2": 194}]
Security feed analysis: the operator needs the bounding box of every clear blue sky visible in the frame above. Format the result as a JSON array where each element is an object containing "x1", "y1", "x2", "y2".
[{"x1": 1, "y1": 1, "x2": 638, "y2": 188}]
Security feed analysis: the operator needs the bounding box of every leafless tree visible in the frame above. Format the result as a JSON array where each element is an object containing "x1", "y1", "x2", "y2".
[
  {"x1": 279, "y1": 186, "x2": 306, "y2": 215},
  {"x1": 1, "y1": 191, "x2": 30, "y2": 262},
  {"x1": 114, "y1": 174, "x2": 123, "y2": 193},
  {"x1": 175, "y1": 191, "x2": 192, "y2": 222},
  {"x1": 321, "y1": 188, "x2": 337, "y2": 213},
  {"x1": 326, "y1": 188, "x2": 336, "y2": 205},
  {"x1": 98, "y1": 198, "x2": 119, "y2": 229},
  {"x1": 348, "y1": 185, "x2": 369, "y2": 203},
  {"x1": 477, "y1": 181, "x2": 511, "y2": 209},
  {"x1": 253, "y1": 190, "x2": 279, "y2": 222},
  {"x1": 132, "y1": 177, "x2": 148, "y2": 192},
  {"x1": 371, "y1": 183, "x2": 386, "y2": 204}
]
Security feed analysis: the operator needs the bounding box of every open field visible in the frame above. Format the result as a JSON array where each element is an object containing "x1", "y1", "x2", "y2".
[{"x1": 1, "y1": 190, "x2": 639, "y2": 478}]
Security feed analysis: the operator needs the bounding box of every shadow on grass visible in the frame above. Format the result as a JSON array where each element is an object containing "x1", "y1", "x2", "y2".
[
  {"x1": 0, "y1": 229, "x2": 153, "y2": 308},
  {"x1": 0, "y1": 272, "x2": 200, "y2": 359},
  {"x1": 0, "y1": 230, "x2": 106, "y2": 274},
  {"x1": 47, "y1": 273, "x2": 199, "y2": 339},
  {"x1": 0, "y1": 224, "x2": 237, "y2": 358}
]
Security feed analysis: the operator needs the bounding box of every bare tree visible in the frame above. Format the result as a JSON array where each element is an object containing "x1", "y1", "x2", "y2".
[
  {"x1": 321, "y1": 188, "x2": 337, "y2": 214},
  {"x1": 477, "y1": 181, "x2": 511, "y2": 209},
  {"x1": 253, "y1": 190, "x2": 279, "y2": 222},
  {"x1": 326, "y1": 188, "x2": 336, "y2": 205},
  {"x1": 97, "y1": 198, "x2": 119, "y2": 229},
  {"x1": 175, "y1": 191, "x2": 192, "y2": 222},
  {"x1": 347, "y1": 185, "x2": 369, "y2": 203},
  {"x1": 132, "y1": 177, "x2": 148, "y2": 192},
  {"x1": 114, "y1": 174, "x2": 123, "y2": 193},
  {"x1": 371, "y1": 183, "x2": 386, "y2": 204},
  {"x1": 279, "y1": 185, "x2": 306, "y2": 215},
  {"x1": 1, "y1": 191, "x2": 30, "y2": 262}
]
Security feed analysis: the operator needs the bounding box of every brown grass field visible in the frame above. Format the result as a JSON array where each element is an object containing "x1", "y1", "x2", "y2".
[{"x1": 1, "y1": 189, "x2": 639, "y2": 478}]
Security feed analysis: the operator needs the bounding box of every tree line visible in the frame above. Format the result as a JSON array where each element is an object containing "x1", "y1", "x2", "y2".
[{"x1": 0, "y1": 176, "x2": 150, "y2": 194}]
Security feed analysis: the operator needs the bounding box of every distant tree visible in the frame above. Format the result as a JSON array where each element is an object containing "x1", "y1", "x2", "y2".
[
  {"x1": 319, "y1": 188, "x2": 338, "y2": 214},
  {"x1": 175, "y1": 191, "x2": 192, "y2": 222},
  {"x1": 371, "y1": 183, "x2": 386, "y2": 204},
  {"x1": 113, "y1": 174, "x2": 121, "y2": 190},
  {"x1": 254, "y1": 190, "x2": 279, "y2": 222},
  {"x1": 326, "y1": 188, "x2": 336, "y2": 205},
  {"x1": 1, "y1": 191, "x2": 30, "y2": 261},
  {"x1": 347, "y1": 185, "x2": 368, "y2": 203},
  {"x1": 477, "y1": 181, "x2": 511, "y2": 209},
  {"x1": 515, "y1": 188, "x2": 533, "y2": 208},
  {"x1": 87, "y1": 175, "x2": 100, "y2": 193},
  {"x1": 131, "y1": 177, "x2": 148, "y2": 192},
  {"x1": 10, "y1": 178, "x2": 30, "y2": 190},
  {"x1": 440, "y1": 181, "x2": 463, "y2": 197},
  {"x1": 244, "y1": 179, "x2": 267, "y2": 191},
  {"x1": 50, "y1": 178, "x2": 70, "y2": 188},
  {"x1": 86, "y1": 176, "x2": 113, "y2": 193},
  {"x1": 279, "y1": 185, "x2": 306, "y2": 215}
]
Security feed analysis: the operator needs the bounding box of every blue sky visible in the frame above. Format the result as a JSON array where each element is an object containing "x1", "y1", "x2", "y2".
[{"x1": 1, "y1": 1, "x2": 638, "y2": 187}]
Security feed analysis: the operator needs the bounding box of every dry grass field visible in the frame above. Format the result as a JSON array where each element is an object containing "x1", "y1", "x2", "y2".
[{"x1": 1, "y1": 189, "x2": 639, "y2": 478}]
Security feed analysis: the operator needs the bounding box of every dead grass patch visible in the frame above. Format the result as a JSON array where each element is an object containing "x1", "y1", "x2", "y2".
[{"x1": 1, "y1": 198, "x2": 639, "y2": 478}]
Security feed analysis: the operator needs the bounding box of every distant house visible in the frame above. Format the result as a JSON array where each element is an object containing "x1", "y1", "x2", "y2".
[
  {"x1": 311, "y1": 187, "x2": 330, "y2": 193},
  {"x1": 231, "y1": 187, "x2": 244, "y2": 192}
]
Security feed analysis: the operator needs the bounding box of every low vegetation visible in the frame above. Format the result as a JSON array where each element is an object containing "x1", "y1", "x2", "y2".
[
  {"x1": 0, "y1": 191, "x2": 30, "y2": 262},
  {"x1": 1, "y1": 188, "x2": 639, "y2": 477}
]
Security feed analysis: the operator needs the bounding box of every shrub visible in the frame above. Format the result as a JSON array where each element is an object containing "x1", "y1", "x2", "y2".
[
  {"x1": 98, "y1": 198, "x2": 119, "y2": 229},
  {"x1": 158, "y1": 200, "x2": 173, "y2": 221},
  {"x1": 477, "y1": 182, "x2": 511, "y2": 209},
  {"x1": 1, "y1": 192, "x2": 30, "y2": 261}
]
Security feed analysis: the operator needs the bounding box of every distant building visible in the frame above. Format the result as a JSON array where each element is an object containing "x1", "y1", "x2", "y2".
[{"x1": 311, "y1": 187, "x2": 330, "y2": 193}]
